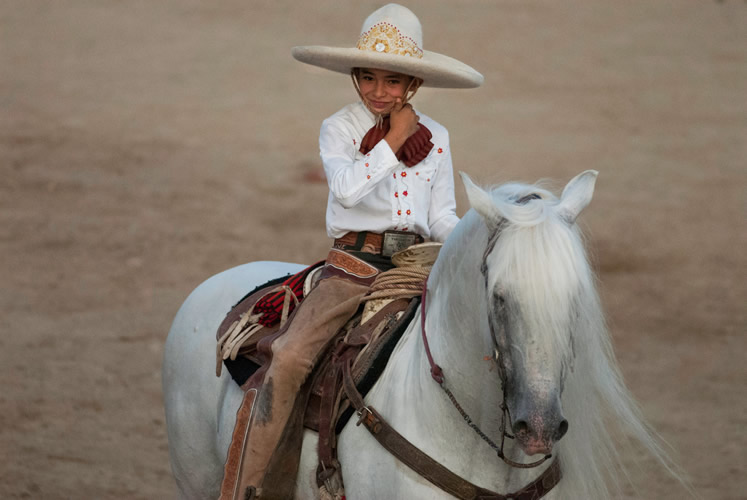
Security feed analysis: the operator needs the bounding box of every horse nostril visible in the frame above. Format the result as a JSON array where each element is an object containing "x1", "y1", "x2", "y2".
[
  {"x1": 512, "y1": 419, "x2": 529, "y2": 436},
  {"x1": 555, "y1": 419, "x2": 569, "y2": 440}
]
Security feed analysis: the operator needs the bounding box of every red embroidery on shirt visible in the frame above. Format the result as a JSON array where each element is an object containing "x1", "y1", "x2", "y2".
[
  {"x1": 394, "y1": 192, "x2": 399, "y2": 198},
  {"x1": 397, "y1": 210, "x2": 401, "y2": 216},
  {"x1": 353, "y1": 139, "x2": 357, "y2": 145},
  {"x1": 403, "y1": 191, "x2": 408, "y2": 197},
  {"x1": 365, "y1": 163, "x2": 369, "y2": 167},
  {"x1": 367, "y1": 175, "x2": 371, "y2": 179},
  {"x1": 401, "y1": 172, "x2": 407, "y2": 177},
  {"x1": 406, "y1": 209, "x2": 411, "y2": 215},
  {"x1": 438, "y1": 148, "x2": 443, "y2": 154}
]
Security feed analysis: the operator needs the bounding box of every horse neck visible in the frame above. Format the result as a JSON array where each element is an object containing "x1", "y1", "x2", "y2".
[{"x1": 367, "y1": 213, "x2": 503, "y2": 422}]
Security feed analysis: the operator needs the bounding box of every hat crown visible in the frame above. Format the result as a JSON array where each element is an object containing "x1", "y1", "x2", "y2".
[
  {"x1": 361, "y1": 4, "x2": 422, "y2": 46},
  {"x1": 357, "y1": 4, "x2": 424, "y2": 60}
]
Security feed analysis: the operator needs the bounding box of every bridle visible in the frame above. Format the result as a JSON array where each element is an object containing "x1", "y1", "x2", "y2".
[
  {"x1": 420, "y1": 196, "x2": 552, "y2": 469},
  {"x1": 420, "y1": 280, "x2": 551, "y2": 469}
]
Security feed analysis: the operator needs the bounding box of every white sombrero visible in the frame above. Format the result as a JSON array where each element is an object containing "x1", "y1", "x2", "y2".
[{"x1": 292, "y1": 3, "x2": 483, "y2": 89}]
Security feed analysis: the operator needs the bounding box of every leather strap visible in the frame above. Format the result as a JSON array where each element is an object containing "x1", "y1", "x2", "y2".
[
  {"x1": 321, "y1": 248, "x2": 380, "y2": 287},
  {"x1": 334, "y1": 231, "x2": 425, "y2": 255},
  {"x1": 341, "y1": 361, "x2": 562, "y2": 500},
  {"x1": 316, "y1": 299, "x2": 411, "y2": 483},
  {"x1": 334, "y1": 231, "x2": 385, "y2": 253},
  {"x1": 219, "y1": 388, "x2": 258, "y2": 500},
  {"x1": 420, "y1": 279, "x2": 444, "y2": 383}
]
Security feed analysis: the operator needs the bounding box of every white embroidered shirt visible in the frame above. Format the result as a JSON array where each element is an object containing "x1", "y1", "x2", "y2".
[{"x1": 320, "y1": 102, "x2": 460, "y2": 243}]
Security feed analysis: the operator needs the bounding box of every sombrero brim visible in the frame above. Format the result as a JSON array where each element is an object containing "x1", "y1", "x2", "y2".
[{"x1": 292, "y1": 45, "x2": 483, "y2": 89}]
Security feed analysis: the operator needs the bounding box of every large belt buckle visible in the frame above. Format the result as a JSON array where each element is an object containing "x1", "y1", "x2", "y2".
[{"x1": 382, "y1": 230, "x2": 418, "y2": 257}]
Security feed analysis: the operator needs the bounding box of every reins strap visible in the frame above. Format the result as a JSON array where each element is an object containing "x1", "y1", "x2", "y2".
[
  {"x1": 341, "y1": 361, "x2": 562, "y2": 500},
  {"x1": 420, "y1": 279, "x2": 444, "y2": 383}
]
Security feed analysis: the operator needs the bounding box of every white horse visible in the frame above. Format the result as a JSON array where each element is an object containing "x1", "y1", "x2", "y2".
[{"x1": 163, "y1": 170, "x2": 684, "y2": 499}]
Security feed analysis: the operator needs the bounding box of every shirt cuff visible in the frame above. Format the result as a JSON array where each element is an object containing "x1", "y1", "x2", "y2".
[{"x1": 370, "y1": 137, "x2": 399, "y2": 167}]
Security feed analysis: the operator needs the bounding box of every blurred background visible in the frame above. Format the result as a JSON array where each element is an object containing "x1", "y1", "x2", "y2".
[{"x1": 1, "y1": 1, "x2": 744, "y2": 498}]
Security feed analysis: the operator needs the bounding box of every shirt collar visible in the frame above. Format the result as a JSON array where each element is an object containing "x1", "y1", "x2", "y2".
[{"x1": 353, "y1": 101, "x2": 377, "y2": 127}]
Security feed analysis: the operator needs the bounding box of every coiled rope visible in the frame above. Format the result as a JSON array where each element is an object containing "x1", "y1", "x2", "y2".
[{"x1": 362, "y1": 265, "x2": 431, "y2": 301}]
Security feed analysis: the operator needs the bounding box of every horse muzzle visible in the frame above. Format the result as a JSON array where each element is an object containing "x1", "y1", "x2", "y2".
[{"x1": 510, "y1": 404, "x2": 569, "y2": 457}]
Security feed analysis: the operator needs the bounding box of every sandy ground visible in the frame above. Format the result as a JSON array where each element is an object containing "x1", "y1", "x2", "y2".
[{"x1": 1, "y1": 1, "x2": 745, "y2": 498}]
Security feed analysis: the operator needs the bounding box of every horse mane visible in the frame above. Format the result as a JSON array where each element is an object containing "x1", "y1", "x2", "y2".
[{"x1": 432, "y1": 180, "x2": 690, "y2": 499}]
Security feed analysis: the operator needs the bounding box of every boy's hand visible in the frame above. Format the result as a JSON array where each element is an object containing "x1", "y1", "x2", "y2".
[
  {"x1": 385, "y1": 98, "x2": 420, "y2": 152},
  {"x1": 390, "y1": 98, "x2": 420, "y2": 137}
]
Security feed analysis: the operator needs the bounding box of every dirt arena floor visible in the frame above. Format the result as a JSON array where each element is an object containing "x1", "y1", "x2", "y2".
[{"x1": 1, "y1": 1, "x2": 745, "y2": 498}]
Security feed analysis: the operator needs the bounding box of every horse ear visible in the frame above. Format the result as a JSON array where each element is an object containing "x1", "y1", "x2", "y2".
[
  {"x1": 558, "y1": 170, "x2": 598, "y2": 224},
  {"x1": 460, "y1": 172, "x2": 503, "y2": 230}
]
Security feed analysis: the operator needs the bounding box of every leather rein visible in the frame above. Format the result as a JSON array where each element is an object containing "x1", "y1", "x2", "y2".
[{"x1": 340, "y1": 278, "x2": 562, "y2": 500}]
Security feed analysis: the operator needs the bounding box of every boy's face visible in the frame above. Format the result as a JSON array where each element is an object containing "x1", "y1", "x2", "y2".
[{"x1": 356, "y1": 68, "x2": 414, "y2": 115}]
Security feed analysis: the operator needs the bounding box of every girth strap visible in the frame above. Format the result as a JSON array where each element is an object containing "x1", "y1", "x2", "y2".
[{"x1": 341, "y1": 361, "x2": 562, "y2": 500}]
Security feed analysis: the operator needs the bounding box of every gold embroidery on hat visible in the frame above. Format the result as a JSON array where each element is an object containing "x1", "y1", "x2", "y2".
[{"x1": 356, "y1": 22, "x2": 423, "y2": 59}]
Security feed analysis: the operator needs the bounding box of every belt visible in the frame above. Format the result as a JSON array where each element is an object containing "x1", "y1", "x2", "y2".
[{"x1": 333, "y1": 231, "x2": 424, "y2": 257}]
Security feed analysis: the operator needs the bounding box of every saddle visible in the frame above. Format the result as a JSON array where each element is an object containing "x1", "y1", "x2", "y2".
[
  {"x1": 218, "y1": 273, "x2": 418, "y2": 427},
  {"x1": 215, "y1": 255, "x2": 427, "y2": 499}
]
